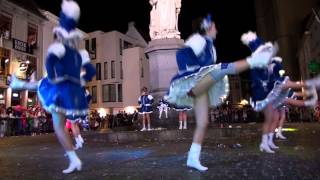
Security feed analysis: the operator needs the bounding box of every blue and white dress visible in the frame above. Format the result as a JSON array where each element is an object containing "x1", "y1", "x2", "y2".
[
  {"x1": 157, "y1": 99, "x2": 170, "y2": 111},
  {"x1": 172, "y1": 104, "x2": 192, "y2": 112},
  {"x1": 250, "y1": 59, "x2": 291, "y2": 111},
  {"x1": 38, "y1": 42, "x2": 96, "y2": 120},
  {"x1": 269, "y1": 59, "x2": 292, "y2": 109},
  {"x1": 138, "y1": 95, "x2": 154, "y2": 114},
  {"x1": 165, "y1": 33, "x2": 229, "y2": 107}
]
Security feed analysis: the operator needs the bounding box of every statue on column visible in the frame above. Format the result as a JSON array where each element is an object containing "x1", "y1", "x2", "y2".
[{"x1": 149, "y1": 0, "x2": 181, "y2": 40}]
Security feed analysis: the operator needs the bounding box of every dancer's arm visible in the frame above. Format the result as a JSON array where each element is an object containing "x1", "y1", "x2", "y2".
[
  {"x1": 46, "y1": 43, "x2": 65, "y2": 82},
  {"x1": 79, "y1": 50, "x2": 96, "y2": 84},
  {"x1": 282, "y1": 80, "x2": 306, "y2": 90}
]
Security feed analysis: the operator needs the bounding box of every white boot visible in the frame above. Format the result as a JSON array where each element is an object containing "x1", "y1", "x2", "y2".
[
  {"x1": 159, "y1": 110, "x2": 162, "y2": 119},
  {"x1": 259, "y1": 143, "x2": 275, "y2": 153},
  {"x1": 259, "y1": 134, "x2": 275, "y2": 153},
  {"x1": 9, "y1": 75, "x2": 26, "y2": 90},
  {"x1": 306, "y1": 75, "x2": 320, "y2": 88},
  {"x1": 276, "y1": 132, "x2": 287, "y2": 140},
  {"x1": 186, "y1": 143, "x2": 208, "y2": 171},
  {"x1": 179, "y1": 121, "x2": 183, "y2": 130},
  {"x1": 183, "y1": 121, "x2": 187, "y2": 130},
  {"x1": 276, "y1": 127, "x2": 286, "y2": 140},
  {"x1": 140, "y1": 124, "x2": 146, "y2": 131},
  {"x1": 304, "y1": 86, "x2": 318, "y2": 107},
  {"x1": 147, "y1": 123, "x2": 151, "y2": 131},
  {"x1": 74, "y1": 135, "x2": 84, "y2": 150},
  {"x1": 77, "y1": 135, "x2": 84, "y2": 144},
  {"x1": 63, "y1": 151, "x2": 82, "y2": 174},
  {"x1": 268, "y1": 132, "x2": 279, "y2": 149}
]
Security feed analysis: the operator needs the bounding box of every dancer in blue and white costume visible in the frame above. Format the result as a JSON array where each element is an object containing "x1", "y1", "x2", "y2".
[
  {"x1": 269, "y1": 57, "x2": 290, "y2": 140},
  {"x1": 138, "y1": 87, "x2": 154, "y2": 131},
  {"x1": 157, "y1": 98, "x2": 170, "y2": 119},
  {"x1": 165, "y1": 15, "x2": 278, "y2": 171},
  {"x1": 10, "y1": 0, "x2": 96, "y2": 173},
  {"x1": 241, "y1": 31, "x2": 318, "y2": 153}
]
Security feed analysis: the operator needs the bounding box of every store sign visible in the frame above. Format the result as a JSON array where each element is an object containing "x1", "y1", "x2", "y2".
[{"x1": 12, "y1": 38, "x2": 32, "y2": 54}]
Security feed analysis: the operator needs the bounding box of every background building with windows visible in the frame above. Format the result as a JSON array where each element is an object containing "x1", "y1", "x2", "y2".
[
  {"x1": 85, "y1": 22, "x2": 149, "y2": 116},
  {"x1": 254, "y1": 0, "x2": 319, "y2": 80},
  {"x1": 298, "y1": 8, "x2": 320, "y2": 80},
  {"x1": 0, "y1": 0, "x2": 45, "y2": 107}
]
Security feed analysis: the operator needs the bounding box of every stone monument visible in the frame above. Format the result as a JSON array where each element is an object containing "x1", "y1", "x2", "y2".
[{"x1": 145, "y1": 0, "x2": 184, "y2": 100}]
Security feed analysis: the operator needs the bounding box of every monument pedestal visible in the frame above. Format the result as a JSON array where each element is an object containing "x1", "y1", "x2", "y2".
[{"x1": 145, "y1": 38, "x2": 184, "y2": 100}]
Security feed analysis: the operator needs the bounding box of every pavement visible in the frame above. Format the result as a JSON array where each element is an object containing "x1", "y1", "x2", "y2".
[{"x1": 0, "y1": 123, "x2": 320, "y2": 179}]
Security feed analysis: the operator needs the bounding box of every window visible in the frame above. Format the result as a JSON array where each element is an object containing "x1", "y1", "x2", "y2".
[
  {"x1": 85, "y1": 38, "x2": 96, "y2": 59},
  {"x1": 96, "y1": 63, "x2": 101, "y2": 80},
  {"x1": 0, "y1": 13, "x2": 12, "y2": 39},
  {"x1": 104, "y1": 62, "x2": 108, "y2": 80},
  {"x1": 124, "y1": 41, "x2": 132, "y2": 49},
  {"x1": 120, "y1": 61, "x2": 123, "y2": 79},
  {"x1": 111, "y1": 61, "x2": 115, "y2": 78},
  {"x1": 119, "y1": 39, "x2": 123, "y2": 55},
  {"x1": 92, "y1": 38, "x2": 96, "y2": 52},
  {"x1": 102, "y1": 84, "x2": 116, "y2": 102},
  {"x1": 118, "y1": 84, "x2": 122, "y2": 102},
  {"x1": 140, "y1": 58, "x2": 144, "y2": 78},
  {"x1": 85, "y1": 40, "x2": 89, "y2": 51},
  {"x1": 27, "y1": 23, "x2": 38, "y2": 48},
  {"x1": 92, "y1": 86, "x2": 97, "y2": 103}
]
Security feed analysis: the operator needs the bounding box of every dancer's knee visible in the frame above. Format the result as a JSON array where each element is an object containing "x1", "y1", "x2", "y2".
[{"x1": 210, "y1": 63, "x2": 236, "y2": 81}]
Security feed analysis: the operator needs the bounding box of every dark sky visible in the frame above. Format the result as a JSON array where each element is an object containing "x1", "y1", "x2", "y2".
[{"x1": 34, "y1": 0, "x2": 256, "y2": 62}]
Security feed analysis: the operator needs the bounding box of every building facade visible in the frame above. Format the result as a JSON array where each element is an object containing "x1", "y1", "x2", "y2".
[
  {"x1": 0, "y1": 0, "x2": 45, "y2": 107},
  {"x1": 298, "y1": 8, "x2": 320, "y2": 80},
  {"x1": 255, "y1": 0, "x2": 319, "y2": 80},
  {"x1": 85, "y1": 22, "x2": 149, "y2": 116}
]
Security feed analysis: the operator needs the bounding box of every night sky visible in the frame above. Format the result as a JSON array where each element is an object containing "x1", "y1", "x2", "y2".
[{"x1": 34, "y1": 0, "x2": 256, "y2": 63}]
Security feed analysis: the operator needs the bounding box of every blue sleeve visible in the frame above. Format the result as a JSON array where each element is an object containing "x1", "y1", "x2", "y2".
[
  {"x1": 86, "y1": 94, "x2": 92, "y2": 103},
  {"x1": 45, "y1": 54, "x2": 59, "y2": 81},
  {"x1": 82, "y1": 63, "x2": 96, "y2": 82},
  {"x1": 176, "y1": 47, "x2": 199, "y2": 72},
  {"x1": 273, "y1": 62, "x2": 283, "y2": 81}
]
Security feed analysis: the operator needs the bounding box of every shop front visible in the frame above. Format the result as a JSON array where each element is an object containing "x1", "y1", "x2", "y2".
[
  {"x1": 9, "y1": 38, "x2": 37, "y2": 107},
  {"x1": 0, "y1": 47, "x2": 10, "y2": 107}
]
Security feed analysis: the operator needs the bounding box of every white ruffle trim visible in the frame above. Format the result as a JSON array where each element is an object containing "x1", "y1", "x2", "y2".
[
  {"x1": 37, "y1": 79, "x2": 89, "y2": 118},
  {"x1": 252, "y1": 76, "x2": 290, "y2": 112},
  {"x1": 165, "y1": 64, "x2": 230, "y2": 107}
]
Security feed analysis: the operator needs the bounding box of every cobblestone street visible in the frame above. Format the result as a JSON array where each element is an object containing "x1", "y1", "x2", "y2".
[{"x1": 0, "y1": 123, "x2": 320, "y2": 179}]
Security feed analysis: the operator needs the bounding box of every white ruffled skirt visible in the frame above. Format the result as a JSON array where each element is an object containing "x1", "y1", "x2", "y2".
[
  {"x1": 253, "y1": 76, "x2": 291, "y2": 112},
  {"x1": 165, "y1": 64, "x2": 230, "y2": 108}
]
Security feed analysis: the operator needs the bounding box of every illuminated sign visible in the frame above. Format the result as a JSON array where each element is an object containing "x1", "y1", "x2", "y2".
[{"x1": 12, "y1": 38, "x2": 32, "y2": 54}]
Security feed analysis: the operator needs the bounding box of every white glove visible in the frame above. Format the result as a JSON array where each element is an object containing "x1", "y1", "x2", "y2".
[
  {"x1": 246, "y1": 42, "x2": 279, "y2": 68},
  {"x1": 306, "y1": 75, "x2": 320, "y2": 88}
]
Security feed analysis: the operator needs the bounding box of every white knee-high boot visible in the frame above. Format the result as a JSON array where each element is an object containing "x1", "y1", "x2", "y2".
[
  {"x1": 186, "y1": 143, "x2": 208, "y2": 171},
  {"x1": 259, "y1": 134, "x2": 275, "y2": 153},
  {"x1": 183, "y1": 120, "x2": 187, "y2": 129},
  {"x1": 268, "y1": 132, "x2": 279, "y2": 149},
  {"x1": 63, "y1": 151, "x2": 82, "y2": 174}
]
